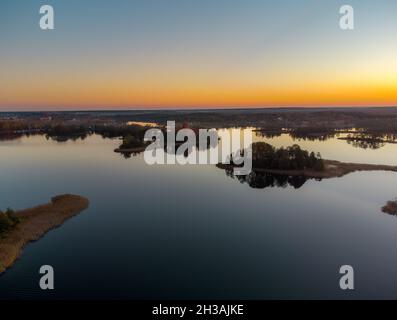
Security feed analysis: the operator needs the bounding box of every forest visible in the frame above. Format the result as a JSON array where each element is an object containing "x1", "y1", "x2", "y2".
[{"x1": 251, "y1": 142, "x2": 324, "y2": 171}]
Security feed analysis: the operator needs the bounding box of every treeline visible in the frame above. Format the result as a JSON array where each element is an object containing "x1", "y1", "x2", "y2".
[
  {"x1": 0, "y1": 119, "x2": 41, "y2": 132},
  {"x1": 0, "y1": 119, "x2": 149, "y2": 141},
  {"x1": 93, "y1": 124, "x2": 147, "y2": 139},
  {"x1": 0, "y1": 209, "x2": 21, "y2": 236},
  {"x1": 251, "y1": 142, "x2": 324, "y2": 171},
  {"x1": 44, "y1": 123, "x2": 148, "y2": 142},
  {"x1": 120, "y1": 134, "x2": 146, "y2": 149}
]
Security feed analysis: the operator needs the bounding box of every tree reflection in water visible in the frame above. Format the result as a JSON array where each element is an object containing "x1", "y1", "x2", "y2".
[{"x1": 224, "y1": 168, "x2": 310, "y2": 189}]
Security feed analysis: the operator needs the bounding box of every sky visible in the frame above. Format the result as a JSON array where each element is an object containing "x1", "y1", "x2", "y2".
[{"x1": 0, "y1": 0, "x2": 397, "y2": 111}]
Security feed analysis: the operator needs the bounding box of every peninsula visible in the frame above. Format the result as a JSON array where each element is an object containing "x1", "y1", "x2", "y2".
[
  {"x1": 217, "y1": 159, "x2": 397, "y2": 180},
  {"x1": 0, "y1": 194, "x2": 89, "y2": 274}
]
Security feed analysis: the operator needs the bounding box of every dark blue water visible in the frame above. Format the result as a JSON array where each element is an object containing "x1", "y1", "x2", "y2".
[{"x1": 1, "y1": 134, "x2": 397, "y2": 299}]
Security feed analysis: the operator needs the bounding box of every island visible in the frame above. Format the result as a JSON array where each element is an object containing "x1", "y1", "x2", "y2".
[
  {"x1": 114, "y1": 134, "x2": 147, "y2": 154},
  {"x1": 382, "y1": 199, "x2": 397, "y2": 216},
  {"x1": 217, "y1": 142, "x2": 397, "y2": 180},
  {"x1": 223, "y1": 160, "x2": 397, "y2": 179},
  {"x1": 217, "y1": 160, "x2": 397, "y2": 179},
  {"x1": 0, "y1": 194, "x2": 89, "y2": 274}
]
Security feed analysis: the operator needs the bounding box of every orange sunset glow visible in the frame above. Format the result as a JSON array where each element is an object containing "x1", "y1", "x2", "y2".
[{"x1": 1, "y1": 0, "x2": 397, "y2": 110}]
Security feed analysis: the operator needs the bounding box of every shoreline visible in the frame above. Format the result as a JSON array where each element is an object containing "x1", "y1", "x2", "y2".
[
  {"x1": 114, "y1": 146, "x2": 146, "y2": 153},
  {"x1": 0, "y1": 194, "x2": 89, "y2": 274},
  {"x1": 338, "y1": 137, "x2": 397, "y2": 144},
  {"x1": 217, "y1": 159, "x2": 397, "y2": 179}
]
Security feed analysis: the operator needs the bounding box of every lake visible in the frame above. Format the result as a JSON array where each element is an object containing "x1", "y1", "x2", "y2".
[{"x1": 1, "y1": 132, "x2": 397, "y2": 299}]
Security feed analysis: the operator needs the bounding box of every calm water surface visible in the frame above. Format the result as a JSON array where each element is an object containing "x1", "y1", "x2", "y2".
[{"x1": 0, "y1": 133, "x2": 397, "y2": 299}]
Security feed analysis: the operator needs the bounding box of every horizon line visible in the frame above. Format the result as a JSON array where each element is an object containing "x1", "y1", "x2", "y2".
[{"x1": 1, "y1": 105, "x2": 397, "y2": 113}]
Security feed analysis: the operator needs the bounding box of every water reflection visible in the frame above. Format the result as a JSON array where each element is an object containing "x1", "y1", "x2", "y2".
[
  {"x1": 255, "y1": 128, "x2": 337, "y2": 142},
  {"x1": 120, "y1": 151, "x2": 142, "y2": 159},
  {"x1": 3, "y1": 127, "x2": 397, "y2": 152},
  {"x1": 0, "y1": 133, "x2": 23, "y2": 141},
  {"x1": 222, "y1": 167, "x2": 310, "y2": 189},
  {"x1": 340, "y1": 133, "x2": 397, "y2": 150},
  {"x1": 255, "y1": 129, "x2": 397, "y2": 150},
  {"x1": 45, "y1": 133, "x2": 89, "y2": 143},
  {"x1": 1, "y1": 134, "x2": 397, "y2": 299}
]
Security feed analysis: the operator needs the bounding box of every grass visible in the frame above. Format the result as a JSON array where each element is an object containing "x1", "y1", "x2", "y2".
[{"x1": 0, "y1": 194, "x2": 89, "y2": 274}]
